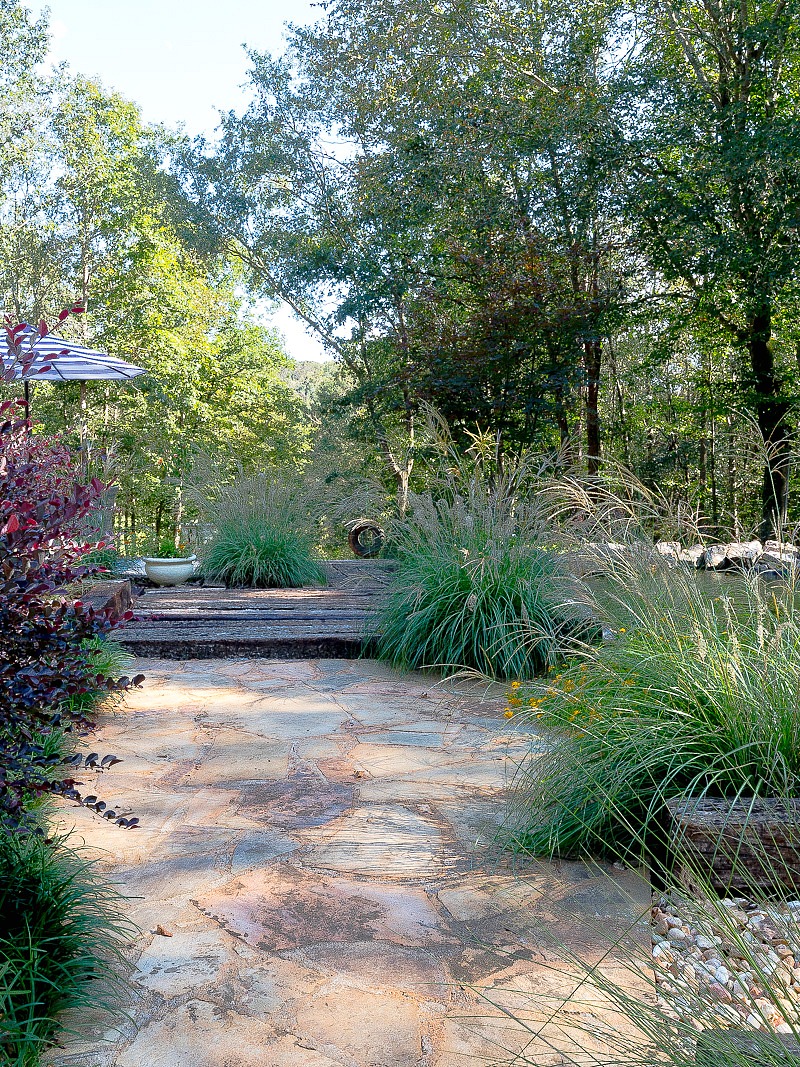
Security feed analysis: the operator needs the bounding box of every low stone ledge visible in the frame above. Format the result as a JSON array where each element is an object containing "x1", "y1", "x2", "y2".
[
  {"x1": 79, "y1": 578, "x2": 133, "y2": 617},
  {"x1": 666, "y1": 796, "x2": 800, "y2": 897},
  {"x1": 696, "y1": 1028, "x2": 800, "y2": 1066}
]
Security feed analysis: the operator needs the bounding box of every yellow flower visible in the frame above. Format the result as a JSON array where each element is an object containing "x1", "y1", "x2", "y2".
[
  {"x1": 619, "y1": 628, "x2": 627, "y2": 633},
  {"x1": 503, "y1": 709, "x2": 514, "y2": 718},
  {"x1": 510, "y1": 680, "x2": 521, "y2": 690},
  {"x1": 563, "y1": 679, "x2": 575, "y2": 692}
]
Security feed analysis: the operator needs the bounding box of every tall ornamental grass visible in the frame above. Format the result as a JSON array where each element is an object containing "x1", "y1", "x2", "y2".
[
  {"x1": 375, "y1": 458, "x2": 590, "y2": 679},
  {"x1": 508, "y1": 540, "x2": 800, "y2": 862},
  {"x1": 198, "y1": 475, "x2": 325, "y2": 588},
  {"x1": 0, "y1": 833, "x2": 130, "y2": 1066}
]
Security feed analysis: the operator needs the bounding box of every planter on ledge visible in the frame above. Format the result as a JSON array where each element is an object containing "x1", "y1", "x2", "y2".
[{"x1": 143, "y1": 555, "x2": 197, "y2": 586}]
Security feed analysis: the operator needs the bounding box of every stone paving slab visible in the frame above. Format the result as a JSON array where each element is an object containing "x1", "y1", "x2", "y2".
[{"x1": 49, "y1": 658, "x2": 651, "y2": 1067}]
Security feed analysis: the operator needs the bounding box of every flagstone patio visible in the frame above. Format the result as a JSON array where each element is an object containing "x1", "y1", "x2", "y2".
[{"x1": 50, "y1": 658, "x2": 649, "y2": 1067}]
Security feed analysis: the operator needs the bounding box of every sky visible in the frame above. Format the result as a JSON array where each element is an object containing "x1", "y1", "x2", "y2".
[{"x1": 27, "y1": 0, "x2": 330, "y2": 361}]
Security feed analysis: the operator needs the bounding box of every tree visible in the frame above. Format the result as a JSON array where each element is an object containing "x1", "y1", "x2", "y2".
[
  {"x1": 0, "y1": 55, "x2": 312, "y2": 549},
  {"x1": 0, "y1": 0, "x2": 48, "y2": 152},
  {"x1": 622, "y1": 0, "x2": 800, "y2": 538},
  {"x1": 293, "y1": 0, "x2": 627, "y2": 470},
  {"x1": 191, "y1": 0, "x2": 629, "y2": 500}
]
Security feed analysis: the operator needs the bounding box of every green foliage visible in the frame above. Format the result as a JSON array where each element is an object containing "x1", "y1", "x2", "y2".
[
  {"x1": 509, "y1": 552, "x2": 800, "y2": 861},
  {"x1": 80, "y1": 550, "x2": 121, "y2": 576},
  {"x1": 199, "y1": 0, "x2": 624, "y2": 477},
  {"x1": 82, "y1": 636, "x2": 134, "y2": 686},
  {"x1": 619, "y1": 0, "x2": 800, "y2": 536},
  {"x1": 145, "y1": 538, "x2": 189, "y2": 559},
  {"x1": 0, "y1": 60, "x2": 313, "y2": 553},
  {"x1": 0, "y1": 832, "x2": 130, "y2": 1067},
  {"x1": 62, "y1": 637, "x2": 135, "y2": 720},
  {"x1": 199, "y1": 475, "x2": 325, "y2": 589}
]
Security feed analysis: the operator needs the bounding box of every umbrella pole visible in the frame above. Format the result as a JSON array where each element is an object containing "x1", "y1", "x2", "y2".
[
  {"x1": 79, "y1": 380, "x2": 87, "y2": 474},
  {"x1": 24, "y1": 379, "x2": 30, "y2": 428}
]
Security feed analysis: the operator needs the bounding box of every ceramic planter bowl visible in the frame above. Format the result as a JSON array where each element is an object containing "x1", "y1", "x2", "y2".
[{"x1": 143, "y1": 555, "x2": 197, "y2": 586}]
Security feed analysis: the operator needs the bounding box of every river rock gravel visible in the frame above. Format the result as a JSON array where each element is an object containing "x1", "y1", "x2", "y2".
[{"x1": 652, "y1": 894, "x2": 800, "y2": 1032}]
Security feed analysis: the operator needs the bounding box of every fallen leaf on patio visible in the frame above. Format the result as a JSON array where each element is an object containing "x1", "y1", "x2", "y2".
[{"x1": 154, "y1": 924, "x2": 173, "y2": 937}]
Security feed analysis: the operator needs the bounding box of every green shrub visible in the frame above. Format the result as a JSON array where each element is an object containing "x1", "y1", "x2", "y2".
[
  {"x1": 508, "y1": 547, "x2": 800, "y2": 861},
  {"x1": 0, "y1": 832, "x2": 130, "y2": 1066},
  {"x1": 198, "y1": 476, "x2": 325, "y2": 589},
  {"x1": 375, "y1": 470, "x2": 588, "y2": 679},
  {"x1": 80, "y1": 545, "x2": 120, "y2": 571}
]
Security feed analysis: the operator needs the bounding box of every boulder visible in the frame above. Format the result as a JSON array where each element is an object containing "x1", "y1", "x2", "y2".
[
  {"x1": 703, "y1": 540, "x2": 762, "y2": 571},
  {"x1": 680, "y1": 544, "x2": 706, "y2": 567},
  {"x1": 763, "y1": 540, "x2": 800, "y2": 559},
  {"x1": 655, "y1": 541, "x2": 681, "y2": 564},
  {"x1": 703, "y1": 544, "x2": 730, "y2": 570},
  {"x1": 758, "y1": 552, "x2": 799, "y2": 579},
  {"x1": 724, "y1": 540, "x2": 762, "y2": 568}
]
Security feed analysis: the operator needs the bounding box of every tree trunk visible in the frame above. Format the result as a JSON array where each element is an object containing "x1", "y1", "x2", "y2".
[
  {"x1": 583, "y1": 338, "x2": 602, "y2": 476},
  {"x1": 748, "y1": 308, "x2": 791, "y2": 541},
  {"x1": 174, "y1": 486, "x2": 184, "y2": 551},
  {"x1": 709, "y1": 416, "x2": 720, "y2": 534}
]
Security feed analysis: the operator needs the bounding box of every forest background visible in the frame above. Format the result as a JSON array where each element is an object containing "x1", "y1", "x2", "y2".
[{"x1": 2, "y1": 0, "x2": 799, "y2": 549}]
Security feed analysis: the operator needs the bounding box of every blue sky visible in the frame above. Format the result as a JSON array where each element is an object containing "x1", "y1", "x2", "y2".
[{"x1": 28, "y1": 0, "x2": 330, "y2": 360}]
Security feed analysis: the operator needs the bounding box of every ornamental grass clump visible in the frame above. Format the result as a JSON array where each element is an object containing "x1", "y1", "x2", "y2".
[
  {"x1": 508, "y1": 539, "x2": 800, "y2": 864},
  {"x1": 198, "y1": 474, "x2": 325, "y2": 589},
  {"x1": 0, "y1": 832, "x2": 131, "y2": 1067},
  {"x1": 375, "y1": 459, "x2": 588, "y2": 679}
]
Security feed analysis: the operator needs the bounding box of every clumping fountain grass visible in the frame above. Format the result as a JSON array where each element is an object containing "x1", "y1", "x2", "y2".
[
  {"x1": 0, "y1": 832, "x2": 131, "y2": 1066},
  {"x1": 507, "y1": 544, "x2": 800, "y2": 862},
  {"x1": 375, "y1": 467, "x2": 590, "y2": 680},
  {"x1": 198, "y1": 475, "x2": 325, "y2": 589}
]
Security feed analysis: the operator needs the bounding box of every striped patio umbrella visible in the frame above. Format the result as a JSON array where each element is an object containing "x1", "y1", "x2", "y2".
[
  {"x1": 0, "y1": 326, "x2": 145, "y2": 384},
  {"x1": 0, "y1": 325, "x2": 146, "y2": 447}
]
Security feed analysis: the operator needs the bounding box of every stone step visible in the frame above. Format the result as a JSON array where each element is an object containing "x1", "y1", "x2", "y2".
[
  {"x1": 117, "y1": 573, "x2": 389, "y2": 659},
  {"x1": 119, "y1": 624, "x2": 377, "y2": 660}
]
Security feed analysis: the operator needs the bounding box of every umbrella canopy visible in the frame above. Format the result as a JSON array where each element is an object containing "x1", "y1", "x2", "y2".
[
  {"x1": 0, "y1": 325, "x2": 146, "y2": 463},
  {"x1": 0, "y1": 327, "x2": 145, "y2": 381}
]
